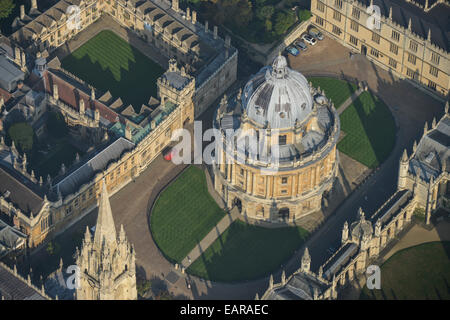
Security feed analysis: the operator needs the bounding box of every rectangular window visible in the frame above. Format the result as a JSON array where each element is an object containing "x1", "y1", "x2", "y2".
[
  {"x1": 315, "y1": 16, "x2": 324, "y2": 26},
  {"x1": 409, "y1": 40, "x2": 418, "y2": 52},
  {"x1": 427, "y1": 80, "x2": 437, "y2": 90},
  {"x1": 282, "y1": 177, "x2": 288, "y2": 184},
  {"x1": 372, "y1": 32, "x2": 380, "y2": 44},
  {"x1": 317, "y1": 1, "x2": 325, "y2": 12},
  {"x1": 390, "y1": 43, "x2": 398, "y2": 55},
  {"x1": 431, "y1": 52, "x2": 440, "y2": 65},
  {"x1": 349, "y1": 35, "x2": 358, "y2": 46},
  {"x1": 333, "y1": 10, "x2": 341, "y2": 22},
  {"x1": 332, "y1": 25, "x2": 342, "y2": 35},
  {"x1": 350, "y1": 20, "x2": 358, "y2": 32},
  {"x1": 240, "y1": 168, "x2": 244, "y2": 175},
  {"x1": 370, "y1": 48, "x2": 379, "y2": 58},
  {"x1": 334, "y1": 0, "x2": 343, "y2": 9},
  {"x1": 391, "y1": 30, "x2": 400, "y2": 42},
  {"x1": 279, "y1": 135, "x2": 287, "y2": 145},
  {"x1": 429, "y1": 66, "x2": 439, "y2": 77},
  {"x1": 408, "y1": 53, "x2": 416, "y2": 65},
  {"x1": 406, "y1": 68, "x2": 418, "y2": 80},
  {"x1": 388, "y1": 58, "x2": 397, "y2": 69},
  {"x1": 352, "y1": 7, "x2": 360, "y2": 20}
]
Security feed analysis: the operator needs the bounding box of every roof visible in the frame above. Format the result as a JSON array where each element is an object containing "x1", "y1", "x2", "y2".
[
  {"x1": 0, "y1": 55, "x2": 24, "y2": 85},
  {"x1": 243, "y1": 56, "x2": 314, "y2": 129},
  {"x1": 410, "y1": 114, "x2": 450, "y2": 181},
  {"x1": 0, "y1": 263, "x2": 48, "y2": 300},
  {"x1": 0, "y1": 220, "x2": 27, "y2": 258},
  {"x1": 0, "y1": 166, "x2": 45, "y2": 217},
  {"x1": 55, "y1": 137, "x2": 135, "y2": 197},
  {"x1": 265, "y1": 272, "x2": 329, "y2": 300}
]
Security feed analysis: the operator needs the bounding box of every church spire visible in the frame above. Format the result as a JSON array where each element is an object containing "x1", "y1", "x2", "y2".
[{"x1": 93, "y1": 180, "x2": 117, "y2": 247}]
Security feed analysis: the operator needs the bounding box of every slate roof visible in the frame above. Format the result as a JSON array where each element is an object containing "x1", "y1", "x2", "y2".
[
  {"x1": 409, "y1": 114, "x2": 450, "y2": 181},
  {"x1": 0, "y1": 263, "x2": 48, "y2": 300},
  {"x1": 0, "y1": 166, "x2": 45, "y2": 217},
  {"x1": 54, "y1": 137, "x2": 135, "y2": 197},
  {"x1": 0, "y1": 55, "x2": 25, "y2": 84},
  {"x1": 265, "y1": 272, "x2": 329, "y2": 300},
  {"x1": 0, "y1": 220, "x2": 27, "y2": 259}
]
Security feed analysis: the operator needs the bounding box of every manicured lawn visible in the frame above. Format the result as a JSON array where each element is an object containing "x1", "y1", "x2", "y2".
[
  {"x1": 308, "y1": 77, "x2": 358, "y2": 108},
  {"x1": 187, "y1": 220, "x2": 309, "y2": 282},
  {"x1": 150, "y1": 166, "x2": 227, "y2": 263},
  {"x1": 338, "y1": 91, "x2": 396, "y2": 168},
  {"x1": 61, "y1": 30, "x2": 164, "y2": 112},
  {"x1": 360, "y1": 242, "x2": 450, "y2": 300}
]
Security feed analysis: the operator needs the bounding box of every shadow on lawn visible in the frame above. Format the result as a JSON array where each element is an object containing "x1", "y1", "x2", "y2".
[{"x1": 61, "y1": 41, "x2": 163, "y2": 113}]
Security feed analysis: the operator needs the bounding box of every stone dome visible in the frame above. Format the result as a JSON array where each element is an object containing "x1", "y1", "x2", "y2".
[{"x1": 242, "y1": 55, "x2": 314, "y2": 129}]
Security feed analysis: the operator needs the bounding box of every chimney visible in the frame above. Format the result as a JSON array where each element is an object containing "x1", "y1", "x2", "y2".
[
  {"x1": 192, "y1": 11, "x2": 197, "y2": 24},
  {"x1": 20, "y1": 5, "x2": 25, "y2": 20},
  {"x1": 171, "y1": 0, "x2": 179, "y2": 12},
  {"x1": 125, "y1": 125, "x2": 132, "y2": 140},
  {"x1": 213, "y1": 26, "x2": 218, "y2": 39},
  {"x1": 31, "y1": 0, "x2": 37, "y2": 9},
  {"x1": 186, "y1": 7, "x2": 190, "y2": 20},
  {"x1": 205, "y1": 21, "x2": 208, "y2": 33},
  {"x1": 53, "y1": 84, "x2": 59, "y2": 100},
  {"x1": 15, "y1": 47, "x2": 20, "y2": 63},
  {"x1": 21, "y1": 51, "x2": 26, "y2": 67},
  {"x1": 225, "y1": 35, "x2": 231, "y2": 48},
  {"x1": 94, "y1": 109, "x2": 100, "y2": 122}
]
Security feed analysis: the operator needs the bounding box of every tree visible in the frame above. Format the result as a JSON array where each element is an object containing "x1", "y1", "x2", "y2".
[
  {"x1": 273, "y1": 11, "x2": 296, "y2": 35},
  {"x1": 0, "y1": 0, "x2": 15, "y2": 19},
  {"x1": 8, "y1": 122, "x2": 34, "y2": 153},
  {"x1": 256, "y1": 5, "x2": 274, "y2": 21},
  {"x1": 232, "y1": 0, "x2": 253, "y2": 28}
]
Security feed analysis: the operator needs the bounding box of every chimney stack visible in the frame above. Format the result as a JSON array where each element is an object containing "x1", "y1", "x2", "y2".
[
  {"x1": 31, "y1": 0, "x2": 37, "y2": 10},
  {"x1": 171, "y1": 0, "x2": 179, "y2": 12},
  {"x1": 205, "y1": 21, "x2": 209, "y2": 33},
  {"x1": 53, "y1": 84, "x2": 59, "y2": 100},
  {"x1": 192, "y1": 11, "x2": 197, "y2": 24},
  {"x1": 20, "y1": 5, "x2": 25, "y2": 20},
  {"x1": 213, "y1": 26, "x2": 218, "y2": 39}
]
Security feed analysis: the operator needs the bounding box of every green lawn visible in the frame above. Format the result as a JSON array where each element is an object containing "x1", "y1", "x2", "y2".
[
  {"x1": 61, "y1": 30, "x2": 164, "y2": 112},
  {"x1": 308, "y1": 77, "x2": 358, "y2": 108},
  {"x1": 338, "y1": 91, "x2": 396, "y2": 168},
  {"x1": 360, "y1": 242, "x2": 450, "y2": 300},
  {"x1": 187, "y1": 220, "x2": 309, "y2": 282},
  {"x1": 150, "y1": 166, "x2": 227, "y2": 263}
]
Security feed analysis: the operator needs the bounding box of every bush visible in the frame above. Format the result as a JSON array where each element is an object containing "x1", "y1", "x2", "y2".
[
  {"x1": 0, "y1": 0, "x2": 15, "y2": 19},
  {"x1": 256, "y1": 5, "x2": 274, "y2": 20},
  {"x1": 413, "y1": 207, "x2": 426, "y2": 222},
  {"x1": 8, "y1": 122, "x2": 34, "y2": 153},
  {"x1": 298, "y1": 9, "x2": 311, "y2": 22},
  {"x1": 137, "y1": 280, "x2": 152, "y2": 297}
]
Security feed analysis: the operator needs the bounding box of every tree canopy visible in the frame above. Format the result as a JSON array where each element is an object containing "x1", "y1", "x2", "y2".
[{"x1": 0, "y1": 0, "x2": 15, "y2": 19}]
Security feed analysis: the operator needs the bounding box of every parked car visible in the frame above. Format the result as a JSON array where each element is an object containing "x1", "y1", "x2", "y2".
[
  {"x1": 294, "y1": 40, "x2": 308, "y2": 51},
  {"x1": 302, "y1": 34, "x2": 317, "y2": 46},
  {"x1": 285, "y1": 45, "x2": 300, "y2": 56},
  {"x1": 308, "y1": 27, "x2": 324, "y2": 40}
]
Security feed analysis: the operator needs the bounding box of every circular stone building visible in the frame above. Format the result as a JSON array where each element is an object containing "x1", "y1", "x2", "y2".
[{"x1": 212, "y1": 55, "x2": 340, "y2": 223}]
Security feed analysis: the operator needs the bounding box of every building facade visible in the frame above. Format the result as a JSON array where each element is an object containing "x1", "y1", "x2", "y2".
[
  {"x1": 213, "y1": 55, "x2": 340, "y2": 223},
  {"x1": 311, "y1": 0, "x2": 450, "y2": 97}
]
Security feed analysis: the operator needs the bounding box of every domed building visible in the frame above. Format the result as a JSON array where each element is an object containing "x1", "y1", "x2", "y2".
[{"x1": 212, "y1": 55, "x2": 340, "y2": 223}]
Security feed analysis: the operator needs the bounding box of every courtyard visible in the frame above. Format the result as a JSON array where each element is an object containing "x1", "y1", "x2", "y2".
[
  {"x1": 61, "y1": 30, "x2": 164, "y2": 112},
  {"x1": 360, "y1": 241, "x2": 450, "y2": 300}
]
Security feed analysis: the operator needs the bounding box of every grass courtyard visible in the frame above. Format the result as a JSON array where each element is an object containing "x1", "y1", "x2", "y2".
[
  {"x1": 187, "y1": 220, "x2": 309, "y2": 282},
  {"x1": 61, "y1": 30, "x2": 164, "y2": 112},
  {"x1": 360, "y1": 241, "x2": 450, "y2": 300},
  {"x1": 308, "y1": 77, "x2": 358, "y2": 108},
  {"x1": 338, "y1": 91, "x2": 396, "y2": 168},
  {"x1": 150, "y1": 166, "x2": 227, "y2": 263}
]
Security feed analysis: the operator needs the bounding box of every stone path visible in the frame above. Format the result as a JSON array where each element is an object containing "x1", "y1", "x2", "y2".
[
  {"x1": 337, "y1": 87, "x2": 364, "y2": 115},
  {"x1": 181, "y1": 207, "x2": 240, "y2": 269}
]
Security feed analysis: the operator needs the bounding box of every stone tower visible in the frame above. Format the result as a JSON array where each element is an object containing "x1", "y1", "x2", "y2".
[{"x1": 76, "y1": 180, "x2": 137, "y2": 300}]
